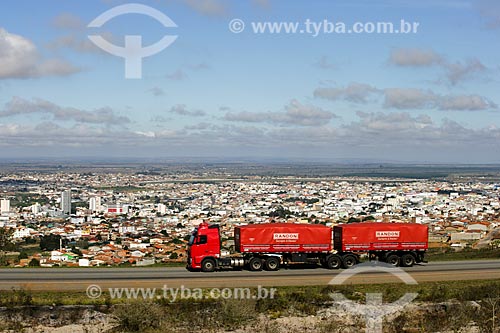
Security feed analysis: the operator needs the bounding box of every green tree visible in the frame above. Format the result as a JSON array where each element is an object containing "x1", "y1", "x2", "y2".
[
  {"x1": 28, "y1": 258, "x2": 40, "y2": 267},
  {"x1": 0, "y1": 228, "x2": 14, "y2": 251},
  {"x1": 0, "y1": 228, "x2": 15, "y2": 266},
  {"x1": 71, "y1": 246, "x2": 83, "y2": 256},
  {"x1": 40, "y1": 234, "x2": 65, "y2": 251},
  {"x1": 75, "y1": 238, "x2": 89, "y2": 249},
  {"x1": 348, "y1": 217, "x2": 360, "y2": 223},
  {"x1": 24, "y1": 237, "x2": 37, "y2": 245}
]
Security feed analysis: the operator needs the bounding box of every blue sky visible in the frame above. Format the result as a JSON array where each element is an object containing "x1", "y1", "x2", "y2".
[{"x1": 0, "y1": 0, "x2": 499, "y2": 162}]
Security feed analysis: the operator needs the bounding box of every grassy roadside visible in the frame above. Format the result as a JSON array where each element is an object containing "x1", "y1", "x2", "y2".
[
  {"x1": 425, "y1": 247, "x2": 500, "y2": 261},
  {"x1": 0, "y1": 279, "x2": 499, "y2": 332},
  {"x1": 1, "y1": 279, "x2": 498, "y2": 306}
]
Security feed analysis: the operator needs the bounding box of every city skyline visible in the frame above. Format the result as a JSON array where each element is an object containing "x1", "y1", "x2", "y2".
[{"x1": 0, "y1": 0, "x2": 500, "y2": 162}]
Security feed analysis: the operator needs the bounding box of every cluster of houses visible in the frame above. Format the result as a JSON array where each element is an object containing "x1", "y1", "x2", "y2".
[{"x1": 1, "y1": 171, "x2": 500, "y2": 267}]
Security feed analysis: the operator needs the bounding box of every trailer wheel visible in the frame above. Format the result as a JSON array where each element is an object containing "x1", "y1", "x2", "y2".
[
  {"x1": 326, "y1": 255, "x2": 342, "y2": 269},
  {"x1": 386, "y1": 254, "x2": 400, "y2": 267},
  {"x1": 342, "y1": 254, "x2": 357, "y2": 269},
  {"x1": 400, "y1": 253, "x2": 415, "y2": 267},
  {"x1": 264, "y1": 257, "x2": 280, "y2": 271},
  {"x1": 248, "y1": 257, "x2": 263, "y2": 271},
  {"x1": 201, "y1": 258, "x2": 216, "y2": 272}
]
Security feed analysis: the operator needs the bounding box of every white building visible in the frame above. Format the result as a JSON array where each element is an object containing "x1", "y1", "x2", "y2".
[
  {"x1": 157, "y1": 203, "x2": 167, "y2": 215},
  {"x1": 89, "y1": 196, "x2": 101, "y2": 212},
  {"x1": 51, "y1": 250, "x2": 67, "y2": 262},
  {"x1": 31, "y1": 203, "x2": 41, "y2": 214},
  {"x1": 61, "y1": 190, "x2": 71, "y2": 215},
  {"x1": 129, "y1": 242, "x2": 149, "y2": 250},
  {"x1": 78, "y1": 259, "x2": 90, "y2": 267},
  {"x1": 1, "y1": 199, "x2": 10, "y2": 213},
  {"x1": 13, "y1": 227, "x2": 33, "y2": 239}
]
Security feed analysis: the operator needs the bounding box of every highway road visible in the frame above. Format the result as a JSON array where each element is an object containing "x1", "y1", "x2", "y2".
[{"x1": 0, "y1": 259, "x2": 499, "y2": 291}]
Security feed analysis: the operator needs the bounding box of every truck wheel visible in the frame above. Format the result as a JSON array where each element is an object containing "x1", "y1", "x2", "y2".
[
  {"x1": 342, "y1": 254, "x2": 357, "y2": 269},
  {"x1": 386, "y1": 254, "x2": 400, "y2": 267},
  {"x1": 326, "y1": 255, "x2": 342, "y2": 269},
  {"x1": 201, "y1": 258, "x2": 216, "y2": 272},
  {"x1": 400, "y1": 254, "x2": 415, "y2": 267},
  {"x1": 248, "y1": 257, "x2": 263, "y2": 271},
  {"x1": 264, "y1": 257, "x2": 280, "y2": 271}
]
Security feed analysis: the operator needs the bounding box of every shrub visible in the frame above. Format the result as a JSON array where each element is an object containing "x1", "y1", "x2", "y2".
[
  {"x1": 114, "y1": 302, "x2": 164, "y2": 332},
  {"x1": 28, "y1": 258, "x2": 40, "y2": 267}
]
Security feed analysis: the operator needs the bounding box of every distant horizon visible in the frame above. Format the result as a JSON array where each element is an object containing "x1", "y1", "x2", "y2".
[{"x1": 2, "y1": 156, "x2": 500, "y2": 166}]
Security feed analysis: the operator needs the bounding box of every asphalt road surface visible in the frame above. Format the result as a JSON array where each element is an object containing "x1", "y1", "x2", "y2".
[{"x1": 0, "y1": 259, "x2": 499, "y2": 291}]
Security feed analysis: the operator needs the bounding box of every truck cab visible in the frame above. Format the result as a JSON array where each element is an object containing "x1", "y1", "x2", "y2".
[{"x1": 187, "y1": 222, "x2": 221, "y2": 271}]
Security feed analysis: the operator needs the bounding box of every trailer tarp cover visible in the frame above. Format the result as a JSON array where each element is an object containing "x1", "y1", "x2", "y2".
[
  {"x1": 235, "y1": 223, "x2": 332, "y2": 253},
  {"x1": 333, "y1": 223, "x2": 428, "y2": 252}
]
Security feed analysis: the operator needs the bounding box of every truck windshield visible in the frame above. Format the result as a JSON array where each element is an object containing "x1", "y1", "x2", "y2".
[{"x1": 188, "y1": 229, "x2": 197, "y2": 246}]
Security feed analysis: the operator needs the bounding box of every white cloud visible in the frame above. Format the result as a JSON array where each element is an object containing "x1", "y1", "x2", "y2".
[
  {"x1": 444, "y1": 58, "x2": 486, "y2": 85},
  {"x1": 383, "y1": 88, "x2": 496, "y2": 111},
  {"x1": 187, "y1": 62, "x2": 210, "y2": 71},
  {"x1": 166, "y1": 69, "x2": 188, "y2": 81},
  {"x1": 438, "y1": 94, "x2": 497, "y2": 110},
  {"x1": 477, "y1": 0, "x2": 500, "y2": 28},
  {"x1": 0, "y1": 122, "x2": 130, "y2": 147},
  {"x1": 51, "y1": 12, "x2": 84, "y2": 30},
  {"x1": 383, "y1": 88, "x2": 437, "y2": 109},
  {"x1": 389, "y1": 48, "x2": 442, "y2": 67},
  {"x1": 47, "y1": 33, "x2": 113, "y2": 54},
  {"x1": 224, "y1": 99, "x2": 337, "y2": 126},
  {"x1": 314, "y1": 56, "x2": 336, "y2": 69},
  {"x1": 0, "y1": 97, "x2": 130, "y2": 125},
  {"x1": 2, "y1": 111, "x2": 500, "y2": 162},
  {"x1": 389, "y1": 47, "x2": 487, "y2": 85},
  {"x1": 148, "y1": 87, "x2": 165, "y2": 97},
  {"x1": 351, "y1": 111, "x2": 433, "y2": 133},
  {"x1": 0, "y1": 28, "x2": 79, "y2": 79},
  {"x1": 169, "y1": 104, "x2": 206, "y2": 117},
  {"x1": 313, "y1": 83, "x2": 380, "y2": 103},
  {"x1": 183, "y1": 0, "x2": 227, "y2": 17}
]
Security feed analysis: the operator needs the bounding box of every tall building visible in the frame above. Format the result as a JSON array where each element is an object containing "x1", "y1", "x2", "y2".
[
  {"x1": 157, "y1": 203, "x2": 167, "y2": 215},
  {"x1": 31, "y1": 203, "x2": 41, "y2": 214},
  {"x1": 89, "y1": 196, "x2": 101, "y2": 212},
  {"x1": 61, "y1": 190, "x2": 71, "y2": 215},
  {"x1": 0, "y1": 199, "x2": 10, "y2": 213}
]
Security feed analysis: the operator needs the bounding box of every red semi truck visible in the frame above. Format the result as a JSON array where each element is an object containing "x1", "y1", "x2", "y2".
[{"x1": 186, "y1": 222, "x2": 428, "y2": 272}]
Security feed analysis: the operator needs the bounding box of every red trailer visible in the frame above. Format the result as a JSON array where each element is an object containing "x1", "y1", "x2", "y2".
[
  {"x1": 187, "y1": 222, "x2": 428, "y2": 272},
  {"x1": 334, "y1": 223, "x2": 428, "y2": 252},
  {"x1": 235, "y1": 223, "x2": 332, "y2": 253}
]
